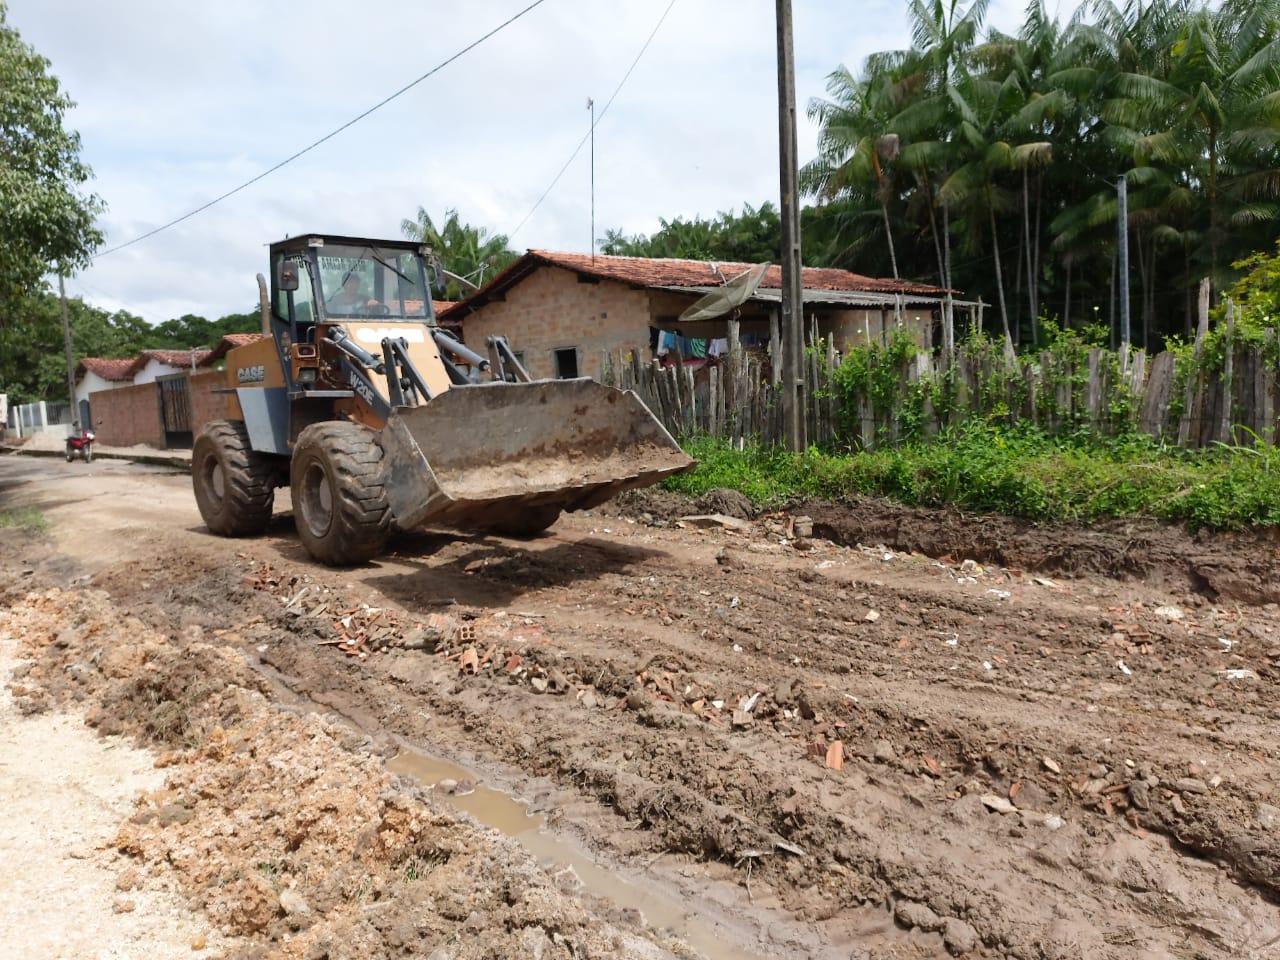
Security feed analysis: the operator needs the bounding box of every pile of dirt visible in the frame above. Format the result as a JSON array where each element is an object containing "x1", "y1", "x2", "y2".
[
  {"x1": 613, "y1": 488, "x2": 1280, "y2": 601},
  {"x1": 1, "y1": 587, "x2": 691, "y2": 960},
  {"x1": 798, "y1": 496, "x2": 1280, "y2": 602}
]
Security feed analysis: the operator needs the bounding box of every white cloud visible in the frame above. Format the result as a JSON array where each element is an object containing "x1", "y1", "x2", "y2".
[{"x1": 8, "y1": 0, "x2": 1026, "y2": 322}]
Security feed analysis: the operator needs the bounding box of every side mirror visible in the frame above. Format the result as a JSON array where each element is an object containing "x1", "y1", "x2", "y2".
[{"x1": 278, "y1": 259, "x2": 301, "y2": 293}]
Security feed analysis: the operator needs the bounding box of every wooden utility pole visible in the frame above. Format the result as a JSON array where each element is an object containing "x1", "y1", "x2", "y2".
[
  {"x1": 775, "y1": 0, "x2": 805, "y2": 451},
  {"x1": 58, "y1": 274, "x2": 78, "y2": 425}
]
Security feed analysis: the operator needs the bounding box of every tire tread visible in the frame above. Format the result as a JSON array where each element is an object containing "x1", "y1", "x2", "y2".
[
  {"x1": 193, "y1": 420, "x2": 276, "y2": 536},
  {"x1": 291, "y1": 420, "x2": 390, "y2": 565}
]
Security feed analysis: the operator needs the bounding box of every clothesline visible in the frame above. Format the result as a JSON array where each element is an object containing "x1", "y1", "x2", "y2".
[{"x1": 654, "y1": 330, "x2": 730, "y2": 360}]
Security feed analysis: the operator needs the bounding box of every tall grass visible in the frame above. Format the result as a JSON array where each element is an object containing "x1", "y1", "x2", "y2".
[
  {"x1": 0, "y1": 507, "x2": 49, "y2": 534},
  {"x1": 665, "y1": 423, "x2": 1280, "y2": 529}
]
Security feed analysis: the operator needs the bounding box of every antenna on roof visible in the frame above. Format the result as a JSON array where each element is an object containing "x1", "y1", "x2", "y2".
[{"x1": 587, "y1": 97, "x2": 596, "y2": 261}]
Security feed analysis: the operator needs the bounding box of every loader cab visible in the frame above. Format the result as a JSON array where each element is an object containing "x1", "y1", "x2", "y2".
[
  {"x1": 269, "y1": 235, "x2": 437, "y2": 341},
  {"x1": 263, "y1": 234, "x2": 452, "y2": 424}
]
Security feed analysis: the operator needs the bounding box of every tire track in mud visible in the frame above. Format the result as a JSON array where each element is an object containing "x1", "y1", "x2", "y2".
[{"x1": 91, "y1": 523, "x2": 1280, "y2": 960}]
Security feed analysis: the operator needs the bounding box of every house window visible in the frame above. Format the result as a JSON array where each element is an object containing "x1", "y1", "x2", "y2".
[{"x1": 553, "y1": 347, "x2": 579, "y2": 379}]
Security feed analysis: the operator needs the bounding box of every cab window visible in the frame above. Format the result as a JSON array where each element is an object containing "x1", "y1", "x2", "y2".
[
  {"x1": 315, "y1": 244, "x2": 428, "y2": 319},
  {"x1": 274, "y1": 255, "x2": 315, "y2": 328}
]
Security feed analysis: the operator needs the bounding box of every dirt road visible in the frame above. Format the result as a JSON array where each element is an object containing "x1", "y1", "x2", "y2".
[{"x1": 3, "y1": 454, "x2": 1279, "y2": 959}]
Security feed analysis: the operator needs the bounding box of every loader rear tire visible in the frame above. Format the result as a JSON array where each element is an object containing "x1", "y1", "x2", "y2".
[
  {"x1": 291, "y1": 421, "x2": 390, "y2": 566},
  {"x1": 193, "y1": 420, "x2": 276, "y2": 536}
]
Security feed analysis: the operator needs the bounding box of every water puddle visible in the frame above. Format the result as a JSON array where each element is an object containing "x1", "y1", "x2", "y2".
[{"x1": 387, "y1": 746, "x2": 772, "y2": 960}]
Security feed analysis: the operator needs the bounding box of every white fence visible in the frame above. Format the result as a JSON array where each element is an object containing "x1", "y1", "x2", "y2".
[{"x1": 5, "y1": 400, "x2": 75, "y2": 439}]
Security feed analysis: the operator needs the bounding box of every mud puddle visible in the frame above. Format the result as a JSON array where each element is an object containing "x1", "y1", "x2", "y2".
[{"x1": 388, "y1": 745, "x2": 775, "y2": 960}]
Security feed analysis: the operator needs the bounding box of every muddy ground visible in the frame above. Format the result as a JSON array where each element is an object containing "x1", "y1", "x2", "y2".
[{"x1": 3, "y1": 455, "x2": 1280, "y2": 959}]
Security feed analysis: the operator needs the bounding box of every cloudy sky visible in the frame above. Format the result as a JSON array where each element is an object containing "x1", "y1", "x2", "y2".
[{"x1": 10, "y1": 0, "x2": 1023, "y2": 322}]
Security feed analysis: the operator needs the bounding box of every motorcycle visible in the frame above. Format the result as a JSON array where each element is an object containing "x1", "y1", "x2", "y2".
[{"x1": 65, "y1": 427, "x2": 95, "y2": 463}]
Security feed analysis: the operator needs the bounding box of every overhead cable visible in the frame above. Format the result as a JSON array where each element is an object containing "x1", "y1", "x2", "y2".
[
  {"x1": 507, "y1": 0, "x2": 678, "y2": 241},
  {"x1": 93, "y1": 0, "x2": 551, "y2": 260}
]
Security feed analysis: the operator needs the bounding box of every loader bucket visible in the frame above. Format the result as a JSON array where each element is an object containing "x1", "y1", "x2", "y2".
[{"x1": 379, "y1": 379, "x2": 693, "y2": 531}]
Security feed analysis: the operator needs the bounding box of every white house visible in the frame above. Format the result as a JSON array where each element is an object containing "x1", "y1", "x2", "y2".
[
  {"x1": 74, "y1": 349, "x2": 213, "y2": 408},
  {"x1": 133, "y1": 349, "x2": 209, "y2": 384},
  {"x1": 74, "y1": 357, "x2": 142, "y2": 407}
]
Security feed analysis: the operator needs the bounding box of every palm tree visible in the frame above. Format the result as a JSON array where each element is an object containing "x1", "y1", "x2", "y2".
[
  {"x1": 935, "y1": 66, "x2": 1050, "y2": 350},
  {"x1": 799, "y1": 0, "x2": 1280, "y2": 350},
  {"x1": 401, "y1": 208, "x2": 518, "y2": 300},
  {"x1": 1101, "y1": 0, "x2": 1280, "y2": 289},
  {"x1": 805, "y1": 65, "x2": 910, "y2": 278}
]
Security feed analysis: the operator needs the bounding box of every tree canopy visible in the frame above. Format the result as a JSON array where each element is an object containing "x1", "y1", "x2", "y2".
[
  {"x1": 601, "y1": 203, "x2": 787, "y2": 264},
  {"x1": 0, "y1": 4, "x2": 102, "y2": 311},
  {"x1": 0, "y1": 290, "x2": 259, "y2": 405},
  {"x1": 802, "y1": 0, "x2": 1280, "y2": 348}
]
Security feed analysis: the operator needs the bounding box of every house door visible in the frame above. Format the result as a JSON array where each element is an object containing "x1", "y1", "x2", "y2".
[{"x1": 156, "y1": 374, "x2": 193, "y2": 449}]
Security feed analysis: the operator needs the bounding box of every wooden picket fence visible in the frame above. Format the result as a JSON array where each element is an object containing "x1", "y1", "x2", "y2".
[
  {"x1": 598, "y1": 335, "x2": 835, "y2": 448},
  {"x1": 599, "y1": 330, "x2": 1280, "y2": 451}
]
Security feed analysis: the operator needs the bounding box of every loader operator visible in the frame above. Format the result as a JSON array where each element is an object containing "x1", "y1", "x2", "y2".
[{"x1": 327, "y1": 271, "x2": 383, "y2": 316}]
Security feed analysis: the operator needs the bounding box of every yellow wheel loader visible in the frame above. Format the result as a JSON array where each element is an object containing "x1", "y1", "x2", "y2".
[{"x1": 192, "y1": 234, "x2": 692, "y2": 565}]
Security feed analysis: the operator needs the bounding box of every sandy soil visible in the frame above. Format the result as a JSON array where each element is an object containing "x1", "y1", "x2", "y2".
[
  {"x1": 3, "y1": 452, "x2": 1280, "y2": 959},
  {"x1": 0, "y1": 638, "x2": 230, "y2": 960}
]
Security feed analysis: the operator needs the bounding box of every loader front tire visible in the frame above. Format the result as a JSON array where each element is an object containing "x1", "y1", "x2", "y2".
[
  {"x1": 291, "y1": 421, "x2": 390, "y2": 566},
  {"x1": 193, "y1": 420, "x2": 276, "y2": 536}
]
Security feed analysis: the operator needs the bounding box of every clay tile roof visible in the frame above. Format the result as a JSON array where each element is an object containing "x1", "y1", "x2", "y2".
[
  {"x1": 76, "y1": 356, "x2": 143, "y2": 382},
  {"x1": 221, "y1": 332, "x2": 266, "y2": 347},
  {"x1": 141, "y1": 348, "x2": 212, "y2": 367},
  {"x1": 447, "y1": 250, "x2": 948, "y2": 321},
  {"x1": 200, "y1": 333, "x2": 268, "y2": 366},
  {"x1": 432, "y1": 300, "x2": 458, "y2": 319},
  {"x1": 523, "y1": 250, "x2": 946, "y2": 296}
]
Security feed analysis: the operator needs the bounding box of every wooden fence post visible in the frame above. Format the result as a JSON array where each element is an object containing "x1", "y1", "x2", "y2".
[
  {"x1": 942, "y1": 294, "x2": 955, "y2": 368},
  {"x1": 1264, "y1": 328, "x2": 1277, "y2": 446},
  {"x1": 1218, "y1": 298, "x2": 1235, "y2": 444},
  {"x1": 1139, "y1": 351, "x2": 1174, "y2": 438},
  {"x1": 769, "y1": 311, "x2": 782, "y2": 387},
  {"x1": 1177, "y1": 278, "x2": 1212, "y2": 447},
  {"x1": 1085, "y1": 348, "x2": 1102, "y2": 430}
]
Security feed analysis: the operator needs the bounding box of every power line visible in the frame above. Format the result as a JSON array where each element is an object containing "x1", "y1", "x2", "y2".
[
  {"x1": 507, "y1": 0, "x2": 678, "y2": 242},
  {"x1": 92, "y1": 0, "x2": 552, "y2": 261}
]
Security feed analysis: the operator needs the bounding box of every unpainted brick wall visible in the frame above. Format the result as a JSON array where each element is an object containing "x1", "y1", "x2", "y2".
[
  {"x1": 88, "y1": 382, "x2": 163, "y2": 447},
  {"x1": 455, "y1": 265, "x2": 937, "y2": 375},
  {"x1": 190, "y1": 369, "x2": 231, "y2": 436},
  {"x1": 457, "y1": 266, "x2": 653, "y2": 379}
]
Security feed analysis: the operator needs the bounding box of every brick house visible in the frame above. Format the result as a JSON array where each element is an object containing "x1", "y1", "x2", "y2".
[{"x1": 442, "y1": 251, "x2": 963, "y2": 381}]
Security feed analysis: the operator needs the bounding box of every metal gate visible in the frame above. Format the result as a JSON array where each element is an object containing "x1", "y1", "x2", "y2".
[{"x1": 156, "y1": 374, "x2": 193, "y2": 448}]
